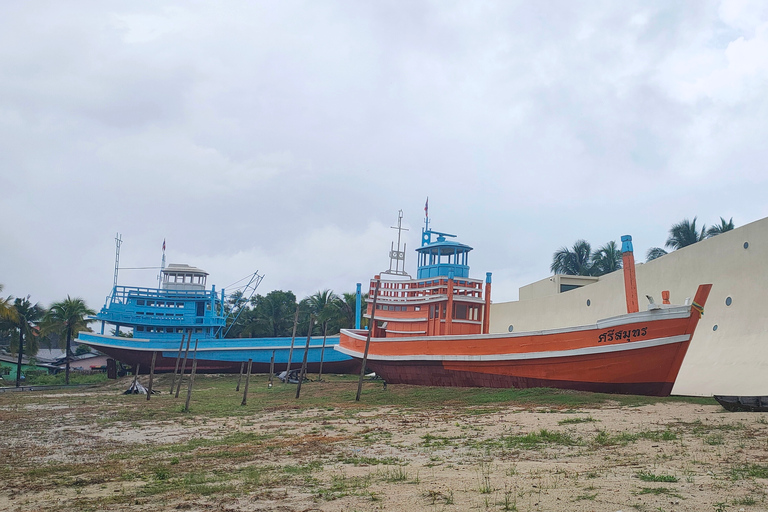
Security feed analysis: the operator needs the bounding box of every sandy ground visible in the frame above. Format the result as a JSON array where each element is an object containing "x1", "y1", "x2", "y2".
[{"x1": 1, "y1": 380, "x2": 767, "y2": 512}]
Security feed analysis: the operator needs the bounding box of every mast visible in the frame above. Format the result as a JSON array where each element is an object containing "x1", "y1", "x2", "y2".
[
  {"x1": 158, "y1": 238, "x2": 166, "y2": 288},
  {"x1": 383, "y1": 210, "x2": 410, "y2": 277},
  {"x1": 113, "y1": 233, "x2": 122, "y2": 289}
]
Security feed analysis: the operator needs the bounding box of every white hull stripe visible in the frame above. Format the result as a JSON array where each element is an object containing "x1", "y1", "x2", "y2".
[
  {"x1": 341, "y1": 306, "x2": 691, "y2": 344},
  {"x1": 334, "y1": 334, "x2": 690, "y2": 362},
  {"x1": 77, "y1": 334, "x2": 339, "y2": 353}
]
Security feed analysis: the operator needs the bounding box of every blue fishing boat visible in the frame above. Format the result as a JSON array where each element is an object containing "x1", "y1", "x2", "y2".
[{"x1": 77, "y1": 260, "x2": 359, "y2": 374}]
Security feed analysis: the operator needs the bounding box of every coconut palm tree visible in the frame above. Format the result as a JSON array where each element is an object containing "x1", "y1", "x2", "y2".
[
  {"x1": 706, "y1": 217, "x2": 735, "y2": 238},
  {"x1": 4, "y1": 296, "x2": 44, "y2": 387},
  {"x1": 551, "y1": 240, "x2": 593, "y2": 276},
  {"x1": 645, "y1": 247, "x2": 669, "y2": 262},
  {"x1": 307, "y1": 289, "x2": 340, "y2": 379},
  {"x1": 336, "y1": 291, "x2": 369, "y2": 330},
  {"x1": 0, "y1": 285, "x2": 17, "y2": 322},
  {"x1": 42, "y1": 296, "x2": 95, "y2": 385},
  {"x1": 590, "y1": 241, "x2": 623, "y2": 276},
  {"x1": 665, "y1": 217, "x2": 707, "y2": 250}
]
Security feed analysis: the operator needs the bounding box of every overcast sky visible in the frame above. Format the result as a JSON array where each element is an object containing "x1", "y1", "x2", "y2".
[{"x1": 2, "y1": 0, "x2": 767, "y2": 311}]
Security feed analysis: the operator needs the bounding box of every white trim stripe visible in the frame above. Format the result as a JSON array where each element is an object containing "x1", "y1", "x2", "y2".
[
  {"x1": 342, "y1": 306, "x2": 691, "y2": 344},
  {"x1": 334, "y1": 334, "x2": 690, "y2": 362}
]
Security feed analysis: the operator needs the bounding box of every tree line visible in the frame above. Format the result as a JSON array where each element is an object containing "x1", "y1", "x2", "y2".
[
  {"x1": 224, "y1": 288, "x2": 367, "y2": 339},
  {"x1": 0, "y1": 288, "x2": 95, "y2": 385},
  {"x1": 551, "y1": 216, "x2": 735, "y2": 276}
]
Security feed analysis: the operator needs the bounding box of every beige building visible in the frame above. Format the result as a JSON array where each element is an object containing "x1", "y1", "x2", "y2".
[{"x1": 490, "y1": 216, "x2": 768, "y2": 397}]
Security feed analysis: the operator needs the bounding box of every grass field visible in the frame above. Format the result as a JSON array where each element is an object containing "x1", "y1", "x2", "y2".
[{"x1": 0, "y1": 374, "x2": 766, "y2": 511}]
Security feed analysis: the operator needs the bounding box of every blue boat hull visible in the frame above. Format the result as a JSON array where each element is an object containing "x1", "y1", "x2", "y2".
[{"x1": 77, "y1": 332, "x2": 361, "y2": 374}]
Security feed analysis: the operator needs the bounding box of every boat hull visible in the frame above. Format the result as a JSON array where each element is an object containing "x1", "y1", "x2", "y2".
[
  {"x1": 337, "y1": 284, "x2": 711, "y2": 396},
  {"x1": 77, "y1": 333, "x2": 361, "y2": 375},
  {"x1": 714, "y1": 396, "x2": 768, "y2": 412}
]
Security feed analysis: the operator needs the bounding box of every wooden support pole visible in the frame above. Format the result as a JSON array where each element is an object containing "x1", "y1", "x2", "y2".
[
  {"x1": 317, "y1": 324, "x2": 327, "y2": 382},
  {"x1": 296, "y1": 314, "x2": 314, "y2": 399},
  {"x1": 284, "y1": 305, "x2": 300, "y2": 379},
  {"x1": 170, "y1": 331, "x2": 188, "y2": 394},
  {"x1": 236, "y1": 361, "x2": 244, "y2": 392},
  {"x1": 241, "y1": 358, "x2": 252, "y2": 406},
  {"x1": 356, "y1": 279, "x2": 381, "y2": 401},
  {"x1": 175, "y1": 332, "x2": 192, "y2": 398},
  {"x1": 131, "y1": 363, "x2": 141, "y2": 392},
  {"x1": 268, "y1": 350, "x2": 275, "y2": 388},
  {"x1": 147, "y1": 351, "x2": 157, "y2": 401},
  {"x1": 184, "y1": 339, "x2": 200, "y2": 412}
]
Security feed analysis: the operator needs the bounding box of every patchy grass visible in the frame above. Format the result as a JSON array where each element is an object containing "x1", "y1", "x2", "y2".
[{"x1": 636, "y1": 471, "x2": 679, "y2": 483}]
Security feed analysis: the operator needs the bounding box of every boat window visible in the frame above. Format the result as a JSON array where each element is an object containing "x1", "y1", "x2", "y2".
[
  {"x1": 429, "y1": 305, "x2": 434, "y2": 319},
  {"x1": 136, "y1": 326, "x2": 144, "y2": 332},
  {"x1": 136, "y1": 300, "x2": 145, "y2": 306},
  {"x1": 414, "y1": 306, "x2": 420, "y2": 311},
  {"x1": 455, "y1": 304, "x2": 467, "y2": 320},
  {"x1": 147, "y1": 301, "x2": 154, "y2": 306},
  {"x1": 166, "y1": 328, "x2": 174, "y2": 333},
  {"x1": 195, "y1": 328, "x2": 203, "y2": 333}
]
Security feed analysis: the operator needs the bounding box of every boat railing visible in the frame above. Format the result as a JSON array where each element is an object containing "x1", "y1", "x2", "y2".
[
  {"x1": 370, "y1": 277, "x2": 484, "y2": 303},
  {"x1": 108, "y1": 286, "x2": 214, "y2": 305},
  {"x1": 96, "y1": 311, "x2": 226, "y2": 327}
]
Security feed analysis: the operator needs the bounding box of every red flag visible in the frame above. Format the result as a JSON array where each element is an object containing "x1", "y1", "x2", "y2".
[
  {"x1": 424, "y1": 197, "x2": 428, "y2": 218},
  {"x1": 162, "y1": 239, "x2": 166, "y2": 252}
]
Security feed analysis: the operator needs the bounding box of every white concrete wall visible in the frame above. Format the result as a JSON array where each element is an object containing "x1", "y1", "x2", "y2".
[{"x1": 490, "y1": 217, "x2": 768, "y2": 396}]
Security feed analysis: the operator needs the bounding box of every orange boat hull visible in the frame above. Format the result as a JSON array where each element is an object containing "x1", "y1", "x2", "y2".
[{"x1": 337, "y1": 284, "x2": 711, "y2": 396}]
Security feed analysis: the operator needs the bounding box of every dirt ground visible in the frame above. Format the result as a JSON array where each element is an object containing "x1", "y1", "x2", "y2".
[{"x1": 1, "y1": 377, "x2": 767, "y2": 512}]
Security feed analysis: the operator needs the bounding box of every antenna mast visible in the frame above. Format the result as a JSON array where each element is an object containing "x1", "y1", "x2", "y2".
[
  {"x1": 113, "y1": 233, "x2": 122, "y2": 288},
  {"x1": 158, "y1": 239, "x2": 166, "y2": 287},
  {"x1": 382, "y1": 210, "x2": 410, "y2": 277}
]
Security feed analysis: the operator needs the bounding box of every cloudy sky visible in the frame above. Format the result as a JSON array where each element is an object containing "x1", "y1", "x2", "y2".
[{"x1": 2, "y1": 0, "x2": 767, "y2": 311}]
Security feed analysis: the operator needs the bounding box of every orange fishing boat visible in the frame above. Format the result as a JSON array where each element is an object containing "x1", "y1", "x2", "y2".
[{"x1": 337, "y1": 213, "x2": 711, "y2": 396}]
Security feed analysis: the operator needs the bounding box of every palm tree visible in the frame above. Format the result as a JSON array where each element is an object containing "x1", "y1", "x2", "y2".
[
  {"x1": 551, "y1": 240, "x2": 593, "y2": 276},
  {"x1": 590, "y1": 241, "x2": 623, "y2": 276},
  {"x1": 645, "y1": 247, "x2": 668, "y2": 262},
  {"x1": 42, "y1": 296, "x2": 95, "y2": 385},
  {"x1": 0, "y1": 285, "x2": 17, "y2": 322},
  {"x1": 665, "y1": 217, "x2": 707, "y2": 250},
  {"x1": 706, "y1": 217, "x2": 735, "y2": 238},
  {"x1": 307, "y1": 289, "x2": 340, "y2": 379},
  {"x1": 336, "y1": 291, "x2": 369, "y2": 330},
  {"x1": 256, "y1": 290, "x2": 298, "y2": 337},
  {"x1": 4, "y1": 296, "x2": 44, "y2": 387}
]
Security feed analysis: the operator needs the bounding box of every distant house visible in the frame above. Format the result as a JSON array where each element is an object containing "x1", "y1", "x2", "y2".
[{"x1": 0, "y1": 352, "x2": 58, "y2": 383}]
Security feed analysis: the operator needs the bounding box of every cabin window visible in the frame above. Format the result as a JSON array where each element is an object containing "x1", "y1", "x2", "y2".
[
  {"x1": 136, "y1": 326, "x2": 144, "y2": 332},
  {"x1": 147, "y1": 301, "x2": 154, "y2": 306},
  {"x1": 136, "y1": 300, "x2": 145, "y2": 306},
  {"x1": 195, "y1": 328, "x2": 203, "y2": 333},
  {"x1": 455, "y1": 304, "x2": 468, "y2": 320},
  {"x1": 414, "y1": 306, "x2": 420, "y2": 311},
  {"x1": 156, "y1": 301, "x2": 164, "y2": 307},
  {"x1": 442, "y1": 304, "x2": 447, "y2": 319},
  {"x1": 165, "y1": 328, "x2": 174, "y2": 333}
]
